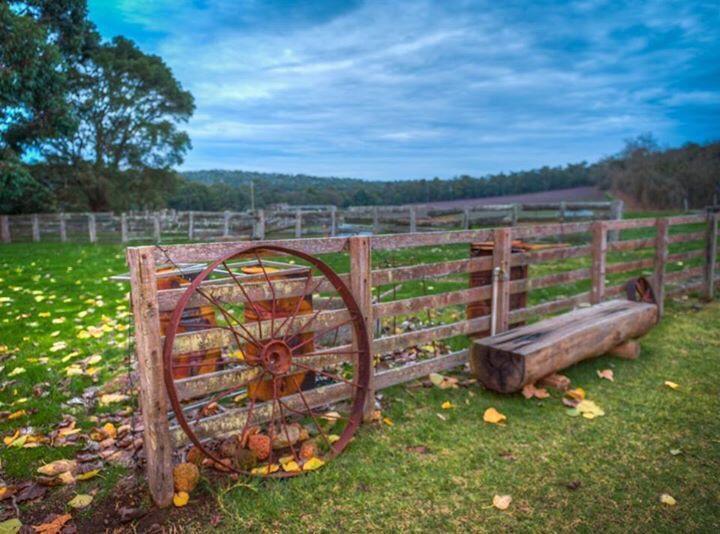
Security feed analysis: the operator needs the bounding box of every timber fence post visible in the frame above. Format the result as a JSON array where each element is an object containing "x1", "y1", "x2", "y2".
[
  {"x1": 32, "y1": 214, "x2": 40, "y2": 242},
  {"x1": 409, "y1": 206, "x2": 417, "y2": 233},
  {"x1": 223, "y1": 210, "x2": 231, "y2": 238},
  {"x1": 608, "y1": 200, "x2": 623, "y2": 242},
  {"x1": 188, "y1": 211, "x2": 194, "y2": 240},
  {"x1": 330, "y1": 206, "x2": 337, "y2": 237},
  {"x1": 121, "y1": 213, "x2": 128, "y2": 244},
  {"x1": 463, "y1": 208, "x2": 470, "y2": 230},
  {"x1": 88, "y1": 214, "x2": 97, "y2": 244},
  {"x1": 704, "y1": 209, "x2": 718, "y2": 300},
  {"x1": 492, "y1": 227, "x2": 512, "y2": 333},
  {"x1": 59, "y1": 213, "x2": 67, "y2": 242},
  {"x1": 349, "y1": 236, "x2": 374, "y2": 421},
  {"x1": 153, "y1": 214, "x2": 161, "y2": 243},
  {"x1": 126, "y1": 247, "x2": 174, "y2": 507},
  {"x1": 253, "y1": 209, "x2": 265, "y2": 240},
  {"x1": 654, "y1": 218, "x2": 669, "y2": 316},
  {"x1": 295, "y1": 209, "x2": 302, "y2": 238},
  {"x1": 372, "y1": 207, "x2": 379, "y2": 234},
  {"x1": 1, "y1": 215, "x2": 10, "y2": 243},
  {"x1": 590, "y1": 221, "x2": 607, "y2": 304}
]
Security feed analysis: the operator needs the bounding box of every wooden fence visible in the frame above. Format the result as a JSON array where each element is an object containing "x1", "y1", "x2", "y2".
[
  {"x1": 1, "y1": 200, "x2": 621, "y2": 244},
  {"x1": 127, "y1": 209, "x2": 716, "y2": 506}
]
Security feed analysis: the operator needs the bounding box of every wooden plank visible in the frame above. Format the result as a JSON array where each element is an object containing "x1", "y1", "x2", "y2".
[
  {"x1": 704, "y1": 212, "x2": 718, "y2": 300},
  {"x1": 372, "y1": 256, "x2": 493, "y2": 287},
  {"x1": 373, "y1": 315, "x2": 489, "y2": 355},
  {"x1": 605, "y1": 258, "x2": 655, "y2": 275},
  {"x1": 0, "y1": 215, "x2": 9, "y2": 243},
  {"x1": 512, "y1": 221, "x2": 592, "y2": 239},
  {"x1": 654, "y1": 218, "x2": 669, "y2": 316},
  {"x1": 371, "y1": 229, "x2": 493, "y2": 251},
  {"x1": 508, "y1": 292, "x2": 592, "y2": 323},
  {"x1": 607, "y1": 237, "x2": 656, "y2": 252},
  {"x1": 590, "y1": 221, "x2": 607, "y2": 304},
  {"x1": 510, "y1": 245, "x2": 591, "y2": 266},
  {"x1": 667, "y1": 214, "x2": 706, "y2": 226},
  {"x1": 126, "y1": 247, "x2": 173, "y2": 508},
  {"x1": 374, "y1": 285, "x2": 492, "y2": 318},
  {"x1": 374, "y1": 349, "x2": 469, "y2": 390},
  {"x1": 493, "y1": 227, "x2": 512, "y2": 333},
  {"x1": 349, "y1": 236, "x2": 374, "y2": 420},
  {"x1": 513, "y1": 268, "x2": 591, "y2": 292},
  {"x1": 668, "y1": 231, "x2": 705, "y2": 244},
  {"x1": 665, "y1": 266, "x2": 704, "y2": 283},
  {"x1": 667, "y1": 250, "x2": 704, "y2": 263},
  {"x1": 149, "y1": 236, "x2": 349, "y2": 264},
  {"x1": 604, "y1": 218, "x2": 657, "y2": 230}
]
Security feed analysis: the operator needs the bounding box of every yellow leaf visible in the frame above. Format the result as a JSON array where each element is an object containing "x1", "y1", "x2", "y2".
[
  {"x1": 76, "y1": 469, "x2": 100, "y2": 481},
  {"x1": 0, "y1": 518, "x2": 22, "y2": 534},
  {"x1": 302, "y1": 457, "x2": 325, "y2": 471},
  {"x1": 383, "y1": 417, "x2": 394, "y2": 427},
  {"x1": 441, "y1": 401, "x2": 454, "y2": 410},
  {"x1": 492, "y1": 494, "x2": 512, "y2": 510},
  {"x1": 58, "y1": 471, "x2": 76, "y2": 485},
  {"x1": 566, "y1": 387, "x2": 586, "y2": 401},
  {"x1": 99, "y1": 393, "x2": 129, "y2": 405},
  {"x1": 37, "y1": 459, "x2": 76, "y2": 476},
  {"x1": 3, "y1": 430, "x2": 20, "y2": 446},
  {"x1": 327, "y1": 434, "x2": 340, "y2": 444},
  {"x1": 664, "y1": 381, "x2": 679, "y2": 390},
  {"x1": 173, "y1": 491, "x2": 189, "y2": 507},
  {"x1": 8, "y1": 367, "x2": 25, "y2": 377},
  {"x1": 282, "y1": 460, "x2": 301, "y2": 473},
  {"x1": 483, "y1": 407, "x2": 506, "y2": 424},
  {"x1": 597, "y1": 369, "x2": 614, "y2": 381},
  {"x1": 251, "y1": 464, "x2": 280, "y2": 476},
  {"x1": 577, "y1": 400, "x2": 605, "y2": 418},
  {"x1": 7, "y1": 410, "x2": 27, "y2": 420},
  {"x1": 86, "y1": 354, "x2": 102, "y2": 365},
  {"x1": 68, "y1": 494, "x2": 93, "y2": 509},
  {"x1": 660, "y1": 493, "x2": 676, "y2": 506},
  {"x1": 102, "y1": 423, "x2": 117, "y2": 438}
]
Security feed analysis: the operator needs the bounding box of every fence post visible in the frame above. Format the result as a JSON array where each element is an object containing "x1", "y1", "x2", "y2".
[
  {"x1": 88, "y1": 214, "x2": 97, "y2": 243},
  {"x1": 492, "y1": 227, "x2": 512, "y2": 333},
  {"x1": 295, "y1": 209, "x2": 302, "y2": 238},
  {"x1": 0, "y1": 215, "x2": 10, "y2": 243},
  {"x1": 462, "y1": 208, "x2": 470, "y2": 230},
  {"x1": 121, "y1": 213, "x2": 128, "y2": 244},
  {"x1": 608, "y1": 200, "x2": 623, "y2": 242},
  {"x1": 559, "y1": 201, "x2": 566, "y2": 223},
  {"x1": 511, "y1": 205, "x2": 519, "y2": 226},
  {"x1": 372, "y1": 207, "x2": 379, "y2": 234},
  {"x1": 253, "y1": 209, "x2": 266, "y2": 240},
  {"x1": 330, "y1": 206, "x2": 337, "y2": 237},
  {"x1": 409, "y1": 207, "x2": 417, "y2": 233},
  {"x1": 223, "y1": 210, "x2": 231, "y2": 238},
  {"x1": 32, "y1": 214, "x2": 40, "y2": 242},
  {"x1": 654, "y1": 218, "x2": 669, "y2": 316},
  {"x1": 126, "y1": 247, "x2": 173, "y2": 507},
  {"x1": 188, "y1": 211, "x2": 194, "y2": 240},
  {"x1": 59, "y1": 213, "x2": 67, "y2": 242},
  {"x1": 590, "y1": 221, "x2": 607, "y2": 304},
  {"x1": 704, "y1": 210, "x2": 718, "y2": 300},
  {"x1": 349, "y1": 236, "x2": 374, "y2": 421},
  {"x1": 153, "y1": 214, "x2": 161, "y2": 243}
]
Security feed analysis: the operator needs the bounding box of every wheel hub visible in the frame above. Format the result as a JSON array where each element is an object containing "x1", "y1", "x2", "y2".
[{"x1": 260, "y1": 339, "x2": 293, "y2": 375}]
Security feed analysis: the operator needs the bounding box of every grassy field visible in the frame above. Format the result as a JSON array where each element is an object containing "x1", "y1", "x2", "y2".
[{"x1": 0, "y1": 228, "x2": 718, "y2": 532}]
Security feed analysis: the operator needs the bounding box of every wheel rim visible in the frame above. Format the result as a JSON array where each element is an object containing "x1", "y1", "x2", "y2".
[{"x1": 162, "y1": 245, "x2": 371, "y2": 477}]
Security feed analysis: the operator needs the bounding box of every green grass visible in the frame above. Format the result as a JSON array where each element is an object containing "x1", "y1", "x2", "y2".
[{"x1": 0, "y1": 220, "x2": 718, "y2": 531}]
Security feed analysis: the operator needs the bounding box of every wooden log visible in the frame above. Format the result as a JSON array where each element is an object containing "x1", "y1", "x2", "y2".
[
  {"x1": 470, "y1": 299, "x2": 658, "y2": 393},
  {"x1": 349, "y1": 236, "x2": 374, "y2": 421},
  {"x1": 607, "y1": 339, "x2": 640, "y2": 360},
  {"x1": 126, "y1": 247, "x2": 173, "y2": 508}
]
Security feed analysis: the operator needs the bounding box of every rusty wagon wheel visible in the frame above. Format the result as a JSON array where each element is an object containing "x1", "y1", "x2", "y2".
[
  {"x1": 162, "y1": 245, "x2": 371, "y2": 477},
  {"x1": 625, "y1": 276, "x2": 657, "y2": 304}
]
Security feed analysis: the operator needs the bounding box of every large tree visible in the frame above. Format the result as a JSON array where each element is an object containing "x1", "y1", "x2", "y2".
[{"x1": 44, "y1": 36, "x2": 194, "y2": 210}]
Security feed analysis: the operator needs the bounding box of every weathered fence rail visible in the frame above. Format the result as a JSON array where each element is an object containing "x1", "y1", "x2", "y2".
[
  {"x1": 126, "y1": 209, "x2": 717, "y2": 506},
  {"x1": 1, "y1": 200, "x2": 622, "y2": 244}
]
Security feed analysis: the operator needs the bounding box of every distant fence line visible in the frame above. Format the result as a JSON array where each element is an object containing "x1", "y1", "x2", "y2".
[{"x1": 0, "y1": 200, "x2": 623, "y2": 244}]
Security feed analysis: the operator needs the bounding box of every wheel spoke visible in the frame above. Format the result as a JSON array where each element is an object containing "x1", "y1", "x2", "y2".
[
  {"x1": 223, "y1": 260, "x2": 265, "y2": 340},
  {"x1": 254, "y1": 253, "x2": 277, "y2": 338}
]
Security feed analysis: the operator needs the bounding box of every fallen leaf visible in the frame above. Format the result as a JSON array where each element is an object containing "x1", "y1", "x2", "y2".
[
  {"x1": 669, "y1": 448, "x2": 682, "y2": 456},
  {"x1": 483, "y1": 407, "x2": 507, "y2": 425},
  {"x1": 173, "y1": 491, "x2": 189, "y2": 507},
  {"x1": 302, "y1": 457, "x2": 325, "y2": 471},
  {"x1": 492, "y1": 494, "x2": 512, "y2": 510},
  {"x1": 0, "y1": 518, "x2": 22, "y2": 534},
  {"x1": 33, "y1": 513, "x2": 71, "y2": 533},
  {"x1": 37, "y1": 459, "x2": 76, "y2": 477},
  {"x1": 566, "y1": 387, "x2": 586, "y2": 401},
  {"x1": 327, "y1": 434, "x2": 340, "y2": 444},
  {"x1": 576, "y1": 400, "x2": 605, "y2": 419},
  {"x1": 522, "y1": 383, "x2": 550, "y2": 399},
  {"x1": 68, "y1": 494, "x2": 93, "y2": 509},
  {"x1": 99, "y1": 393, "x2": 129, "y2": 406},
  {"x1": 8, "y1": 367, "x2": 25, "y2": 377},
  {"x1": 441, "y1": 401, "x2": 454, "y2": 410},
  {"x1": 281, "y1": 460, "x2": 301, "y2": 473},
  {"x1": 597, "y1": 369, "x2": 614, "y2": 381},
  {"x1": 383, "y1": 417, "x2": 394, "y2": 427},
  {"x1": 664, "y1": 381, "x2": 679, "y2": 390},
  {"x1": 75, "y1": 468, "x2": 100, "y2": 481},
  {"x1": 250, "y1": 464, "x2": 280, "y2": 475},
  {"x1": 660, "y1": 493, "x2": 677, "y2": 506}
]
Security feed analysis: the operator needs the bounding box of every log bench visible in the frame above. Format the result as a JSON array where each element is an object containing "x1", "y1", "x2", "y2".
[{"x1": 470, "y1": 299, "x2": 658, "y2": 393}]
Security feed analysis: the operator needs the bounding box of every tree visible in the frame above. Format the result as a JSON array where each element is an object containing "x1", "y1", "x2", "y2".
[
  {"x1": 44, "y1": 36, "x2": 195, "y2": 210},
  {"x1": 0, "y1": 151, "x2": 55, "y2": 213}
]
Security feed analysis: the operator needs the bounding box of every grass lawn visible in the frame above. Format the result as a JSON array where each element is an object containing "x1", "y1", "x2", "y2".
[{"x1": 0, "y1": 230, "x2": 718, "y2": 532}]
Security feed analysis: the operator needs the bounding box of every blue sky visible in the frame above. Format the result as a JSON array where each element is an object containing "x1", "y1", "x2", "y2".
[{"x1": 88, "y1": 0, "x2": 719, "y2": 180}]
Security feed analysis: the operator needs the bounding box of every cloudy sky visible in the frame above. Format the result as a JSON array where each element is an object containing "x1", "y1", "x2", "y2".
[{"x1": 88, "y1": 0, "x2": 719, "y2": 180}]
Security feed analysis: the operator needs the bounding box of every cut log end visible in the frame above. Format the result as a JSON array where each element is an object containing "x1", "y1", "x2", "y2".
[{"x1": 607, "y1": 340, "x2": 640, "y2": 360}]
